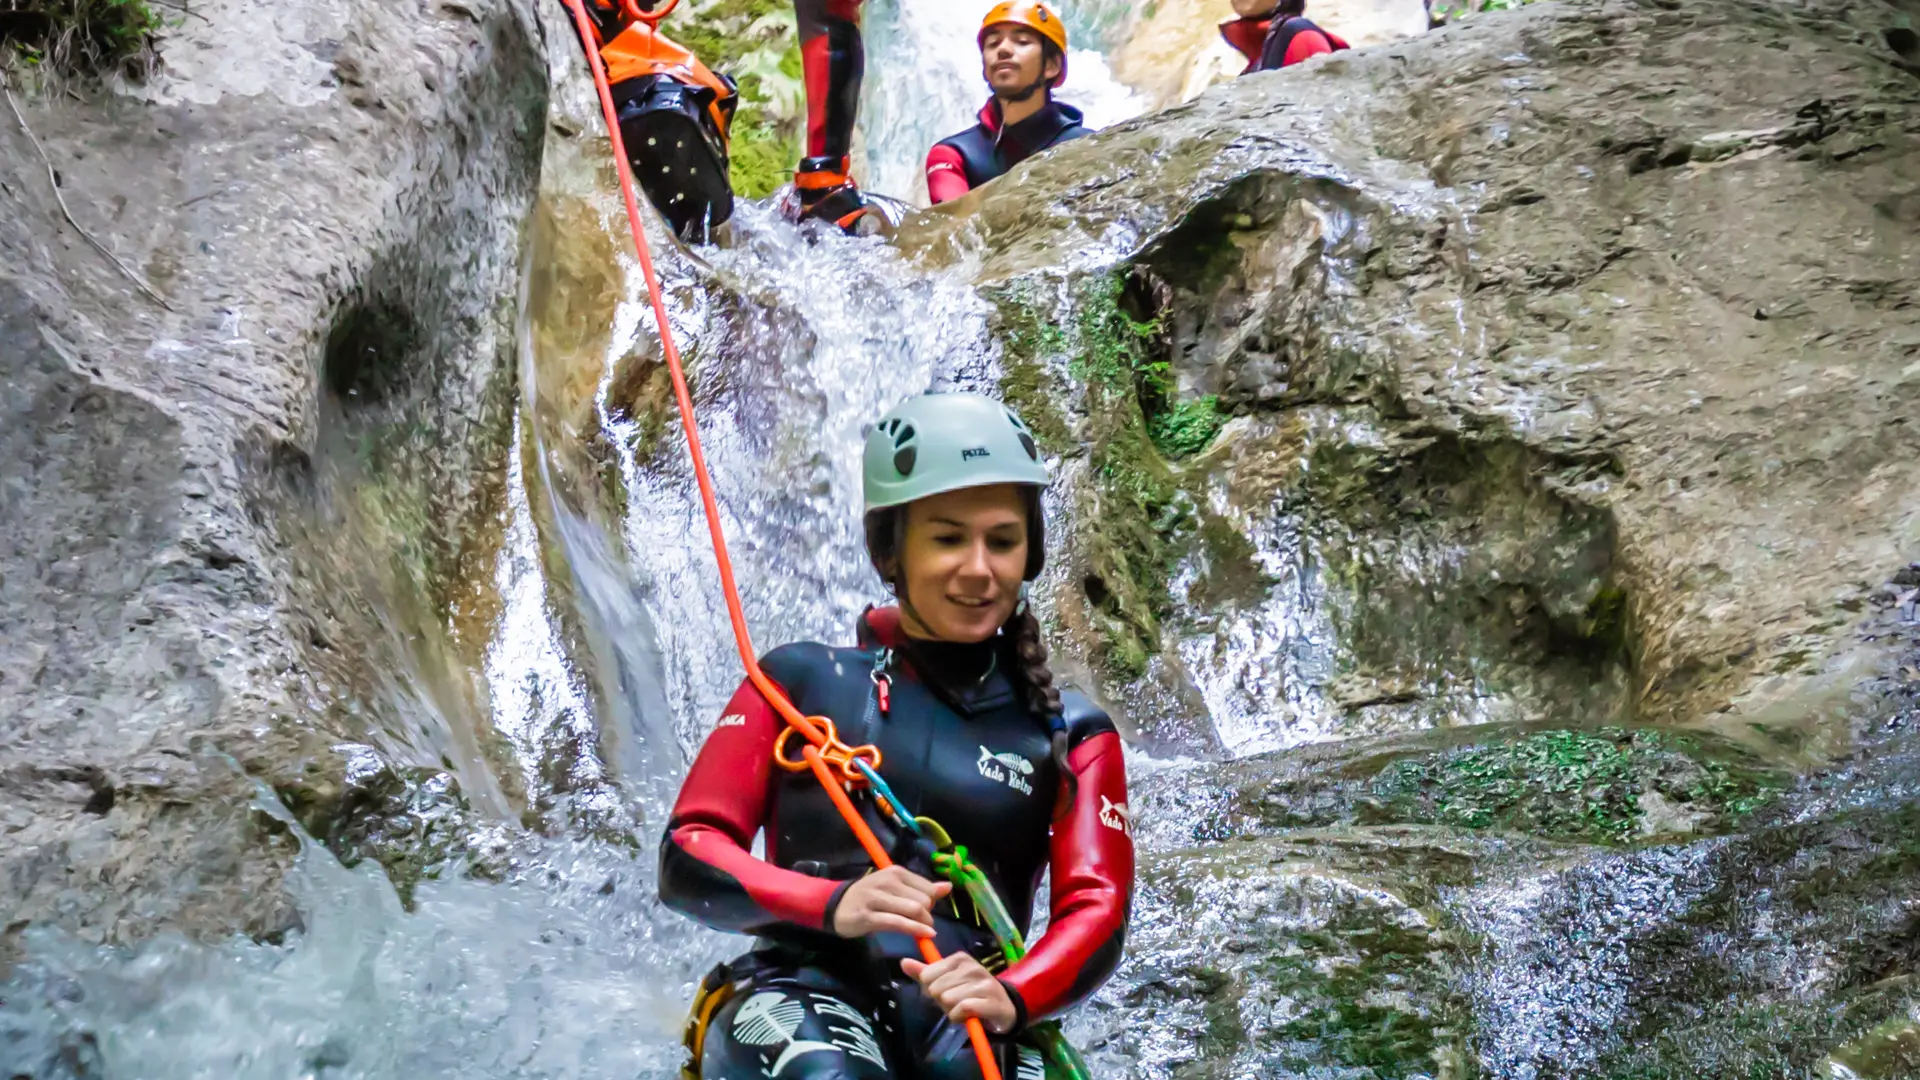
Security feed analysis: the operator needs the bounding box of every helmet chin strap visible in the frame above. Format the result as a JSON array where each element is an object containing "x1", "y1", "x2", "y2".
[{"x1": 993, "y1": 74, "x2": 1050, "y2": 105}]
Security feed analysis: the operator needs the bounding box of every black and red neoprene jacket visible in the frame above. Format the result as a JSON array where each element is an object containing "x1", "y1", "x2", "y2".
[
  {"x1": 1219, "y1": 14, "x2": 1350, "y2": 74},
  {"x1": 926, "y1": 99, "x2": 1089, "y2": 205},
  {"x1": 658, "y1": 606, "x2": 1133, "y2": 1028}
]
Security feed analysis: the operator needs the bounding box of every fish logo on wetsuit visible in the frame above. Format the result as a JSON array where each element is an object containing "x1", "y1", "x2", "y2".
[
  {"x1": 1099, "y1": 795, "x2": 1133, "y2": 836},
  {"x1": 976, "y1": 744, "x2": 1034, "y2": 795}
]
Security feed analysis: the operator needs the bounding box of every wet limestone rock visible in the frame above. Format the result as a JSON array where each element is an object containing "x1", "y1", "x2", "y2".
[
  {"x1": 902, "y1": 0, "x2": 1920, "y2": 757},
  {"x1": 0, "y1": 0, "x2": 550, "y2": 952},
  {"x1": 891, "y1": 2, "x2": 1920, "y2": 1073}
]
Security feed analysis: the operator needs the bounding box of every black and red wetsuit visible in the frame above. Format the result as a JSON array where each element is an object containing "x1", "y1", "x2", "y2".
[
  {"x1": 795, "y1": 0, "x2": 865, "y2": 161},
  {"x1": 925, "y1": 99, "x2": 1089, "y2": 205},
  {"x1": 660, "y1": 606, "x2": 1133, "y2": 1079},
  {"x1": 1219, "y1": 14, "x2": 1350, "y2": 73}
]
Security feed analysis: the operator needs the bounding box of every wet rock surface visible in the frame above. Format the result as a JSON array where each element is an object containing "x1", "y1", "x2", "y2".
[
  {"x1": 1, "y1": 0, "x2": 549, "y2": 949},
  {"x1": 902, "y1": 0, "x2": 1920, "y2": 757},
  {"x1": 899, "y1": 0, "x2": 1920, "y2": 1074}
]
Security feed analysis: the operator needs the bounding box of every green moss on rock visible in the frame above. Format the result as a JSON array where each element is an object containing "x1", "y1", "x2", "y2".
[
  {"x1": 989, "y1": 272, "x2": 1253, "y2": 679},
  {"x1": 1149, "y1": 395, "x2": 1224, "y2": 459},
  {"x1": 1371, "y1": 727, "x2": 1782, "y2": 845}
]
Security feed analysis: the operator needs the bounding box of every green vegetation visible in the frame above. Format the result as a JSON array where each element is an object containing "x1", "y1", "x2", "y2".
[
  {"x1": 666, "y1": 0, "x2": 803, "y2": 198},
  {"x1": 995, "y1": 275, "x2": 1192, "y2": 678},
  {"x1": 1431, "y1": 0, "x2": 1537, "y2": 20},
  {"x1": 1593, "y1": 981, "x2": 1920, "y2": 1080},
  {"x1": 1149, "y1": 395, "x2": 1224, "y2": 458},
  {"x1": 991, "y1": 273, "x2": 1253, "y2": 678},
  {"x1": 1261, "y1": 920, "x2": 1462, "y2": 1075},
  {"x1": 1372, "y1": 727, "x2": 1782, "y2": 845},
  {"x1": 2, "y1": 0, "x2": 159, "y2": 76}
]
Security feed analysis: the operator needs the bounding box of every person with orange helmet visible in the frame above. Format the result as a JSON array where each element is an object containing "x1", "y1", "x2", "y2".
[{"x1": 924, "y1": 0, "x2": 1091, "y2": 206}]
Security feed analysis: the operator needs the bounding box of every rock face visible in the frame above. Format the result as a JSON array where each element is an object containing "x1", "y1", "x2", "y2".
[
  {"x1": 0, "y1": 0, "x2": 549, "y2": 950},
  {"x1": 891, "y1": 0, "x2": 1920, "y2": 1073},
  {"x1": 5, "y1": 0, "x2": 1920, "y2": 1075},
  {"x1": 905, "y1": 0, "x2": 1920, "y2": 757}
]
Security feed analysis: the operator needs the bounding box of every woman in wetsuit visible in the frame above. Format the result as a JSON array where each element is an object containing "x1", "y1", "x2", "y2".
[{"x1": 659, "y1": 392, "x2": 1134, "y2": 1079}]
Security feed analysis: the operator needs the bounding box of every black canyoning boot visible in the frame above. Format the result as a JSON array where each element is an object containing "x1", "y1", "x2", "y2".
[{"x1": 793, "y1": 155, "x2": 884, "y2": 235}]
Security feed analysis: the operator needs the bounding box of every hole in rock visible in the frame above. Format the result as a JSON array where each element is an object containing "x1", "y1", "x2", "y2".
[
  {"x1": 322, "y1": 298, "x2": 420, "y2": 406},
  {"x1": 1886, "y1": 27, "x2": 1918, "y2": 64}
]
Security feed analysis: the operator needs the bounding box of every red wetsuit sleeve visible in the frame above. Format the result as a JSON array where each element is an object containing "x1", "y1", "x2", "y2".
[
  {"x1": 999, "y1": 730, "x2": 1133, "y2": 1023},
  {"x1": 926, "y1": 143, "x2": 971, "y2": 204},
  {"x1": 1284, "y1": 28, "x2": 1334, "y2": 66},
  {"x1": 657, "y1": 675, "x2": 843, "y2": 934}
]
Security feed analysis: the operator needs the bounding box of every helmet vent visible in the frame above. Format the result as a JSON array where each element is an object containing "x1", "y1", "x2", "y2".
[
  {"x1": 894, "y1": 447, "x2": 917, "y2": 476},
  {"x1": 893, "y1": 423, "x2": 917, "y2": 448},
  {"x1": 1018, "y1": 432, "x2": 1037, "y2": 460}
]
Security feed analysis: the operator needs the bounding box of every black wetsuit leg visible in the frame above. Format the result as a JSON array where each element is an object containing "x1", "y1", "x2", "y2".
[
  {"x1": 702, "y1": 963, "x2": 894, "y2": 1080},
  {"x1": 794, "y1": 0, "x2": 864, "y2": 160},
  {"x1": 700, "y1": 955, "x2": 1048, "y2": 1080}
]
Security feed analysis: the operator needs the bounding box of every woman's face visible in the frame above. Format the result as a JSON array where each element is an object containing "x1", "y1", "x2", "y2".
[{"x1": 895, "y1": 484, "x2": 1029, "y2": 643}]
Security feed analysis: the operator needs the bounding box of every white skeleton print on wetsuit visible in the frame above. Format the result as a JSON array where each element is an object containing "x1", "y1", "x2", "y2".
[
  {"x1": 728, "y1": 990, "x2": 888, "y2": 1077},
  {"x1": 976, "y1": 744, "x2": 1034, "y2": 795}
]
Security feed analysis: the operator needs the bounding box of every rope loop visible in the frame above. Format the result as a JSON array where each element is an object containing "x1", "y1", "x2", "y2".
[{"x1": 557, "y1": 2, "x2": 996, "y2": 1074}]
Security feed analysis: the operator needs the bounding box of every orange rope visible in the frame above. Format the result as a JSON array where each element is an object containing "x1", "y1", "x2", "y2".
[{"x1": 558, "y1": 5, "x2": 1004, "y2": 1077}]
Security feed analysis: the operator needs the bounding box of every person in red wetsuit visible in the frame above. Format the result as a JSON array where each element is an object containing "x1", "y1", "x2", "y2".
[
  {"x1": 1218, "y1": 0, "x2": 1350, "y2": 74},
  {"x1": 789, "y1": 0, "x2": 879, "y2": 229},
  {"x1": 925, "y1": 0, "x2": 1090, "y2": 206},
  {"x1": 660, "y1": 392, "x2": 1132, "y2": 1079}
]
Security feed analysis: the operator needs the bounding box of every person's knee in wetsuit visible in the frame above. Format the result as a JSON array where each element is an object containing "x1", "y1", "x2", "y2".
[
  {"x1": 660, "y1": 393, "x2": 1134, "y2": 1080},
  {"x1": 925, "y1": 0, "x2": 1089, "y2": 206}
]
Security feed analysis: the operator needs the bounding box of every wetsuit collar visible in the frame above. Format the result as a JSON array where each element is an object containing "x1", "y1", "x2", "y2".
[
  {"x1": 858, "y1": 604, "x2": 905, "y2": 648},
  {"x1": 857, "y1": 605, "x2": 1016, "y2": 713},
  {"x1": 975, "y1": 96, "x2": 1085, "y2": 145}
]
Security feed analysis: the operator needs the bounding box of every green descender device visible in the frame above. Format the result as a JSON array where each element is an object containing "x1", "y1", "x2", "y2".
[{"x1": 853, "y1": 760, "x2": 1094, "y2": 1080}]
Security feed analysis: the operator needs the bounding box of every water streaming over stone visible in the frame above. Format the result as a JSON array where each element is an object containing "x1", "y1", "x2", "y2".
[{"x1": 0, "y1": 13, "x2": 1044, "y2": 1066}]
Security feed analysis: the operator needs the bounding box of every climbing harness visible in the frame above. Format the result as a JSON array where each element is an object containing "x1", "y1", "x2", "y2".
[
  {"x1": 559, "y1": 2, "x2": 1003, "y2": 1075},
  {"x1": 678, "y1": 956, "x2": 754, "y2": 1080}
]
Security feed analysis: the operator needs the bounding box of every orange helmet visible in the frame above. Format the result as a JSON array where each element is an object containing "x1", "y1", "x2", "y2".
[{"x1": 978, "y1": 0, "x2": 1069, "y2": 87}]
